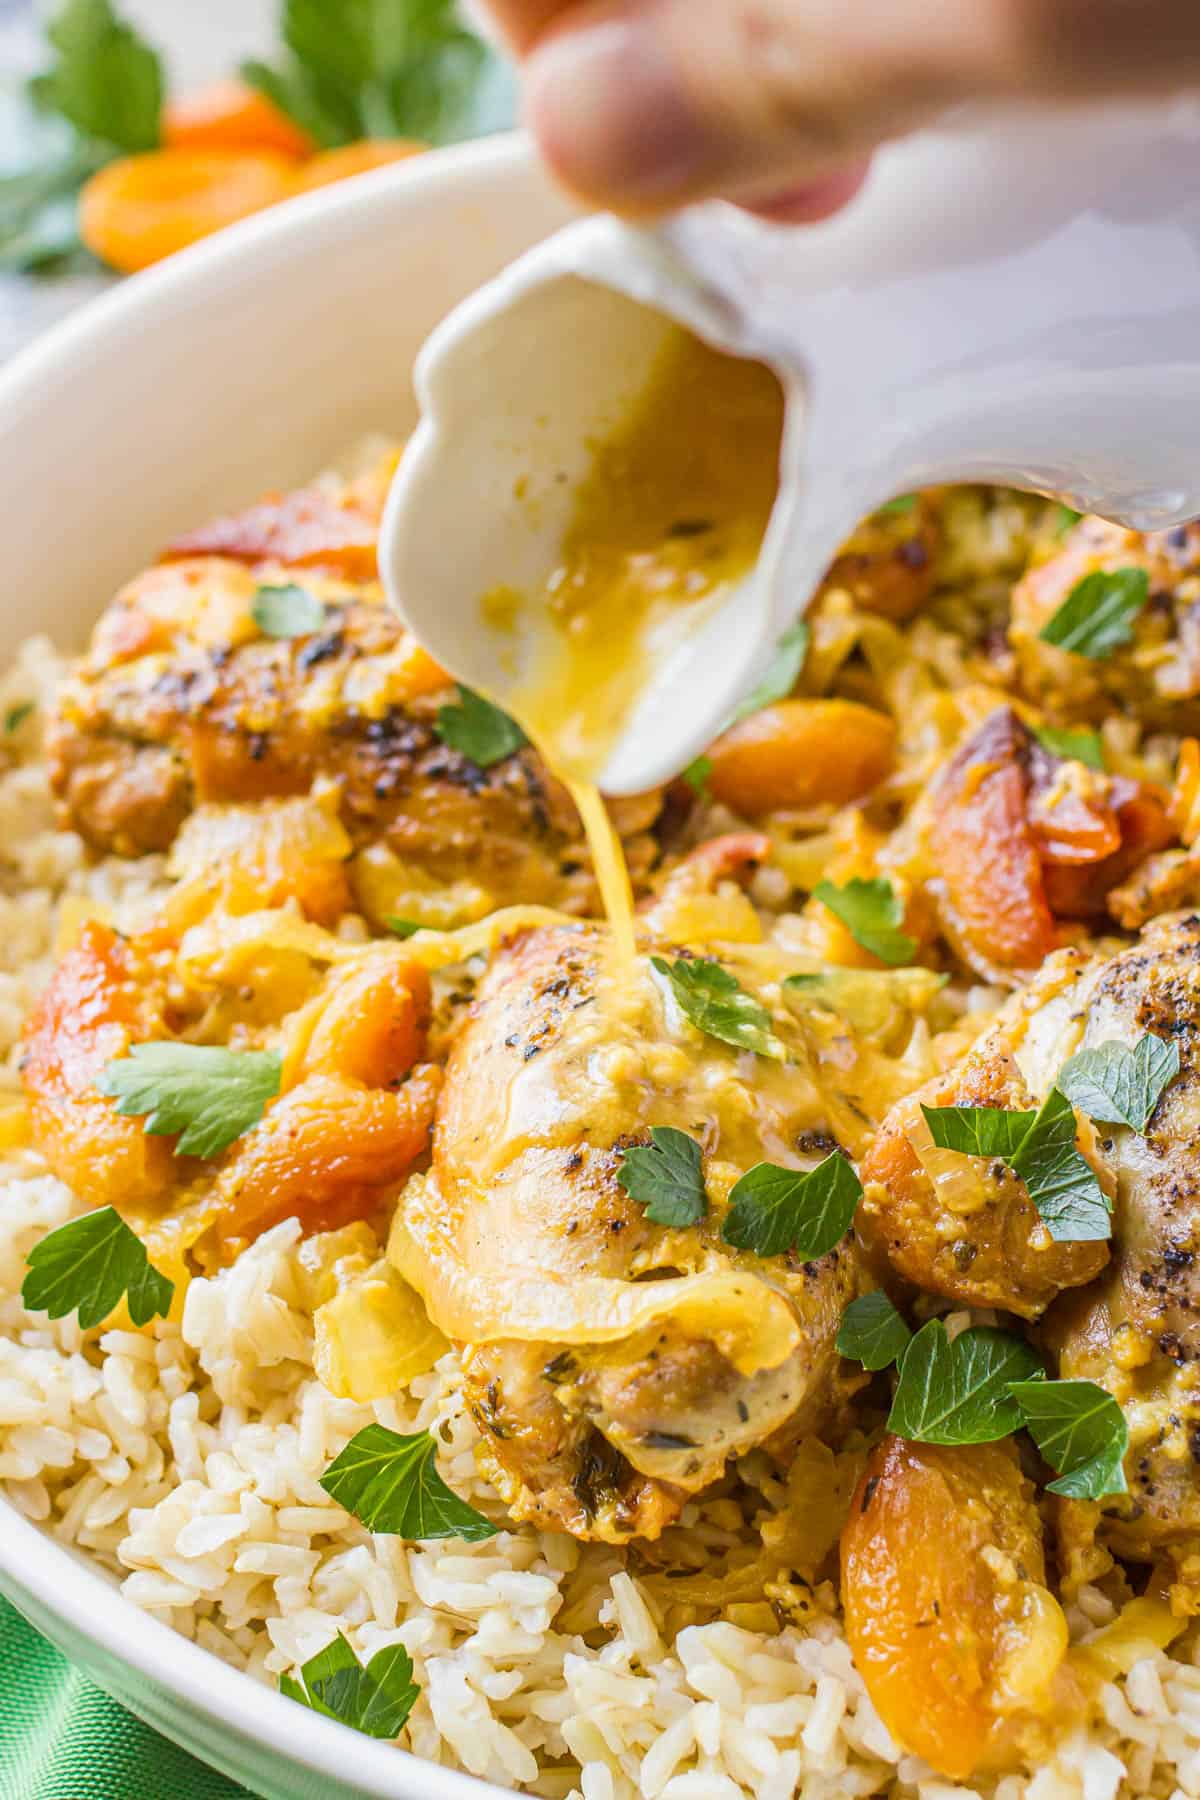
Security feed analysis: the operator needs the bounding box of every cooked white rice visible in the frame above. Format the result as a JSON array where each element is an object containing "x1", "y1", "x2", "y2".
[{"x1": 3, "y1": 636, "x2": 1200, "y2": 1800}]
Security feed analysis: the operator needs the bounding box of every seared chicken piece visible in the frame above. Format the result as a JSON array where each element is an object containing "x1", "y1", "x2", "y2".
[
  {"x1": 859, "y1": 946, "x2": 1111, "y2": 1318},
  {"x1": 1033, "y1": 915, "x2": 1200, "y2": 1558},
  {"x1": 1011, "y1": 515, "x2": 1200, "y2": 726},
  {"x1": 391, "y1": 925, "x2": 928, "y2": 1541},
  {"x1": 47, "y1": 535, "x2": 661, "y2": 914}
]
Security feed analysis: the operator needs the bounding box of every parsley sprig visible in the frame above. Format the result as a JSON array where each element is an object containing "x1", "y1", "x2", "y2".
[
  {"x1": 617, "y1": 1128, "x2": 707, "y2": 1227},
  {"x1": 252, "y1": 584, "x2": 326, "y2": 639},
  {"x1": 811, "y1": 877, "x2": 916, "y2": 967},
  {"x1": 3, "y1": 0, "x2": 163, "y2": 273},
  {"x1": 1038, "y1": 567, "x2": 1149, "y2": 658},
  {"x1": 886, "y1": 1319, "x2": 1040, "y2": 1445},
  {"x1": 920, "y1": 1033, "x2": 1178, "y2": 1244},
  {"x1": 321, "y1": 1424, "x2": 497, "y2": 1541},
  {"x1": 281, "y1": 1633, "x2": 419, "y2": 1738},
  {"x1": 1008, "y1": 1377, "x2": 1129, "y2": 1499},
  {"x1": 651, "y1": 955, "x2": 785, "y2": 1060},
  {"x1": 1057, "y1": 1033, "x2": 1179, "y2": 1135},
  {"x1": 837, "y1": 1308, "x2": 1129, "y2": 1498},
  {"x1": 97, "y1": 1043, "x2": 282, "y2": 1159},
  {"x1": 243, "y1": 0, "x2": 511, "y2": 150},
  {"x1": 22, "y1": 1206, "x2": 173, "y2": 1329},
  {"x1": 1031, "y1": 723, "x2": 1105, "y2": 770},
  {"x1": 728, "y1": 620, "x2": 810, "y2": 724},
  {"x1": 681, "y1": 621, "x2": 810, "y2": 792},
  {"x1": 722, "y1": 1151, "x2": 861, "y2": 1260},
  {"x1": 922, "y1": 1088, "x2": 1111, "y2": 1242},
  {"x1": 835, "y1": 1291, "x2": 912, "y2": 1370},
  {"x1": 435, "y1": 685, "x2": 526, "y2": 769},
  {"x1": 33, "y1": 0, "x2": 163, "y2": 154}
]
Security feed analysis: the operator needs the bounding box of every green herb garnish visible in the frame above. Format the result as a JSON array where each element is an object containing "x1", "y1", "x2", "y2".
[
  {"x1": 243, "y1": 0, "x2": 511, "y2": 150},
  {"x1": 1007, "y1": 1377, "x2": 1128, "y2": 1499},
  {"x1": 835, "y1": 1292, "x2": 912, "y2": 1371},
  {"x1": 97, "y1": 1043, "x2": 281, "y2": 1159},
  {"x1": 681, "y1": 755, "x2": 712, "y2": 797},
  {"x1": 1030, "y1": 724, "x2": 1105, "y2": 770},
  {"x1": 877, "y1": 495, "x2": 917, "y2": 516},
  {"x1": 651, "y1": 955, "x2": 784, "y2": 1059},
  {"x1": 922, "y1": 1090, "x2": 1111, "y2": 1242},
  {"x1": 721, "y1": 1151, "x2": 860, "y2": 1260},
  {"x1": 3, "y1": 703, "x2": 34, "y2": 734},
  {"x1": 22, "y1": 1206, "x2": 173, "y2": 1329},
  {"x1": 385, "y1": 917, "x2": 422, "y2": 939},
  {"x1": 252, "y1": 583, "x2": 326, "y2": 639},
  {"x1": 1057, "y1": 1033, "x2": 1179, "y2": 1135},
  {"x1": 617, "y1": 1127, "x2": 707, "y2": 1228},
  {"x1": 921, "y1": 1102, "x2": 1037, "y2": 1158},
  {"x1": 320, "y1": 1424, "x2": 497, "y2": 1541},
  {"x1": 728, "y1": 621, "x2": 809, "y2": 724},
  {"x1": 1038, "y1": 567, "x2": 1149, "y2": 658},
  {"x1": 1010, "y1": 1089, "x2": 1112, "y2": 1242},
  {"x1": 33, "y1": 0, "x2": 163, "y2": 152},
  {"x1": 887, "y1": 1320, "x2": 1041, "y2": 1446},
  {"x1": 280, "y1": 1633, "x2": 419, "y2": 1738},
  {"x1": 811, "y1": 877, "x2": 916, "y2": 967},
  {"x1": 1054, "y1": 505, "x2": 1083, "y2": 538},
  {"x1": 435, "y1": 685, "x2": 526, "y2": 769}
]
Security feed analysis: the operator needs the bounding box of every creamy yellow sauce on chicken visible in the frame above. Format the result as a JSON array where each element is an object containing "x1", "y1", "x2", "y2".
[{"x1": 12, "y1": 439, "x2": 1200, "y2": 1797}]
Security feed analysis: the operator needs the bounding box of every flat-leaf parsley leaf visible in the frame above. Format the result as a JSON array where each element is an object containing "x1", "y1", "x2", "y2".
[
  {"x1": 1030, "y1": 723, "x2": 1105, "y2": 770},
  {"x1": 321, "y1": 1423, "x2": 498, "y2": 1541},
  {"x1": 811, "y1": 877, "x2": 916, "y2": 967},
  {"x1": 280, "y1": 1633, "x2": 419, "y2": 1738},
  {"x1": 1057, "y1": 1033, "x2": 1180, "y2": 1135},
  {"x1": 1038, "y1": 567, "x2": 1149, "y2": 658},
  {"x1": 435, "y1": 685, "x2": 526, "y2": 769},
  {"x1": 22, "y1": 1205, "x2": 173, "y2": 1329},
  {"x1": 1010, "y1": 1088, "x2": 1112, "y2": 1242},
  {"x1": 921, "y1": 1103, "x2": 1037, "y2": 1159},
  {"x1": 1007, "y1": 1377, "x2": 1128, "y2": 1499},
  {"x1": 721, "y1": 1152, "x2": 861, "y2": 1259},
  {"x1": 835, "y1": 1292, "x2": 912, "y2": 1371},
  {"x1": 97, "y1": 1043, "x2": 281, "y2": 1159},
  {"x1": 651, "y1": 956, "x2": 785, "y2": 1059},
  {"x1": 617, "y1": 1128, "x2": 707, "y2": 1227},
  {"x1": 729, "y1": 620, "x2": 809, "y2": 723},
  {"x1": 35, "y1": 0, "x2": 163, "y2": 153},
  {"x1": 252, "y1": 583, "x2": 326, "y2": 638},
  {"x1": 921, "y1": 1090, "x2": 1111, "y2": 1243},
  {"x1": 887, "y1": 1320, "x2": 1042, "y2": 1446}
]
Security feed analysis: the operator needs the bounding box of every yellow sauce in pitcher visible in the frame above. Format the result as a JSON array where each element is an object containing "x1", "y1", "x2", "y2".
[{"x1": 494, "y1": 329, "x2": 785, "y2": 953}]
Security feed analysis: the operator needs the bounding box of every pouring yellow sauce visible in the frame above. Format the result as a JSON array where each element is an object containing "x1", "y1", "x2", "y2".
[{"x1": 495, "y1": 328, "x2": 785, "y2": 955}]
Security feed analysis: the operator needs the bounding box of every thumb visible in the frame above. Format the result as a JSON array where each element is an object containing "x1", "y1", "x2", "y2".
[{"x1": 521, "y1": 0, "x2": 1200, "y2": 214}]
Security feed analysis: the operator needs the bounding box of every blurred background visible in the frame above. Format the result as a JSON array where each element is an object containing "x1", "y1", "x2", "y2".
[{"x1": 0, "y1": 0, "x2": 515, "y2": 357}]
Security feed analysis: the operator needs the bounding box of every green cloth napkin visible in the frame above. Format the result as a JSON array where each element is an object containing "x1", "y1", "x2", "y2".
[{"x1": 0, "y1": 1595, "x2": 250, "y2": 1800}]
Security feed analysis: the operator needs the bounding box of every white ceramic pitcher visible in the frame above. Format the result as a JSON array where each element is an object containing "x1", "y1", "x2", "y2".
[{"x1": 382, "y1": 103, "x2": 1200, "y2": 794}]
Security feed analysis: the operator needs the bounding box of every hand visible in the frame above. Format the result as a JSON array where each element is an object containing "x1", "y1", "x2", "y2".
[{"x1": 479, "y1": 0, "x2": 1200, "y2": 220}]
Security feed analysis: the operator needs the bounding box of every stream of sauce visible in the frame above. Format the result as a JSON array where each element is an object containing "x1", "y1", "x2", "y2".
[{"x1": 499, "y1": 329, "x2": 785, "y2": 953}]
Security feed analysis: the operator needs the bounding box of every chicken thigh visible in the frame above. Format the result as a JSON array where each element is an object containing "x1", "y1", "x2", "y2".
[{"x1": 390, "y1": 924, "x2": 929, "y2": 1540}]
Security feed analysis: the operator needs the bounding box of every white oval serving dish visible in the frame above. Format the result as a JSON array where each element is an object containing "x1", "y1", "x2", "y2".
[{"x1": 0, "y1": 131, "x2": 573, "y2": 1800}]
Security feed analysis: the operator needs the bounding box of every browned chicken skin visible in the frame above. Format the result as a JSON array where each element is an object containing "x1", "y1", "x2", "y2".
[
  {"x1": 390, "y1": 924, "x2": 903, "y2": 1541},
  {"x1": 1035, "y1": 915, "x2": 1200, "y2": 1560},
  {"x1": 48, "y1": 543, "x2": 661, "y2": 913},
  {"x1": 859, "y1": 1012, "x2": 1109, "y2": 1320}
]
